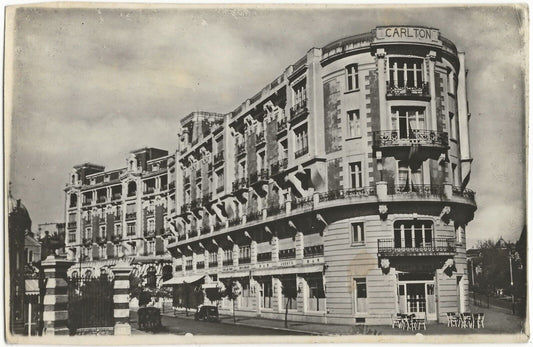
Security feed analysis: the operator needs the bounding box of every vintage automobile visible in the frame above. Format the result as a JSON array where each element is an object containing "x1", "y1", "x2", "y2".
[{"x1": 194, "y1": 305, "x2": 220, "y2": 322}]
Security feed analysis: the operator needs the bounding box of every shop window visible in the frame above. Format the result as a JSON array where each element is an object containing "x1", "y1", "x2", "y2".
[{"x1": 307, "y1": 275, "x2": 326, "y2": 312}]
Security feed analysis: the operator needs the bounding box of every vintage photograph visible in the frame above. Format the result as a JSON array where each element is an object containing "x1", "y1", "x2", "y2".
[{"x1": 5, "y1": 3, "x2": 528, "y2": 343}]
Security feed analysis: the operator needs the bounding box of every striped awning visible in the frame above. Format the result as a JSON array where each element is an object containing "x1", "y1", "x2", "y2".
[{"x1": 162, "y1": 274, "x2": 205, "y2": 286}]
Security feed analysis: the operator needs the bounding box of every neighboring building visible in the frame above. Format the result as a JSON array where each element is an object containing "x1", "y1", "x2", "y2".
[
  {"x1": 24, "y1": 233, "x2": 41, "y2": 265},
  {"x1": 37, "y1": 222, "x2": 65, "y2": 258},
  {"x1": 8, "y1": 192, "x2": 32, "y2": 334},
  {"x1": 63, "y1": 147, "x2": 175, "y2": 283},
  {"x1": 166, "y1": 25, "x2": 476, "y2": 325}
]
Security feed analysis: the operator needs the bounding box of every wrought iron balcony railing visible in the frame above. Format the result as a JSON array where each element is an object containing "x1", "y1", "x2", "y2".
[
  {"x1": 318, "y1": 187, "x2": 376, "y2": 202},
  {"x1": 250, "y1": 169, "x2": 269, "y2": 185},
  {"x1": 452, "y1": 186, "x2": 476, "y2": 200},
  {"x1": 246, "y1": 210, "x2": 263, "y2": 222},
  {"x1": 386, "y1": 81, "x2": 430, "y2": 98},
  {"x1": 389, "y1": 184, "x2": 444, "y2": 197},
  {"x1": 294, "y1": 146, "x2": 309, "y2": 159},
  {"x1": 290, "y1": 99, "x2": 309, "y2": 122},
  {"x1": 377, "y1": 237, "x2": 456, "y2": 256},
  {"x1": 373, "y1": 130, "x2": 449, "y2": 148},
  {"x1": 291, "y1": 196, "x2": 314, "y2": 210}
]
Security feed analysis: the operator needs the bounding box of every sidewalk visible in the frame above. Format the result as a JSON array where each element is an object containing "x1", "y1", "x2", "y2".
[{"x1": 155, "y1": 304, "x2": 526, "y2": 336}]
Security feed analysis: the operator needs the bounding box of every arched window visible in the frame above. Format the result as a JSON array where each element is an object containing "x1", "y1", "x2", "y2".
[
  {"x1": 71, "y1": 271, "x2": 79, "y2": 278},
  {"x1": 84, "y1": 269, "x2": 93, "y2": 278}
]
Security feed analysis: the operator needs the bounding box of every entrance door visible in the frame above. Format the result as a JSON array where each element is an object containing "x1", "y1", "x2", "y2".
[
  {"x1": 406, "y1": 283, "x2": 426, "y2": 314},
  {"x1": 400, "y1": 281, "x2": 437, "y2": 320}
]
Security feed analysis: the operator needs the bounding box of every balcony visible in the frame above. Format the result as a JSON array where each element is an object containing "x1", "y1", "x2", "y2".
[
  {"x1": 200, "y1": 226, "x2": 211, "y2": 235},
  {"x1": 232, "y1": 178, "x2": 248, "y2": 192},
  {"x1": 290, "y1": 99, "x2": 309, "y2": 123},
  {"x1": 304, "y1": 245, "x2": 324, "y2": 258},
  {"x1": 228, "y1": 217, "x2": 241, "y2": 227},
  {"x1": 209, "y1": 261, "x2": 218, "y2": 268},
  {"x1": 250, "y1": 169, "x2": 269, "y2": 186},
  {"x1": 279, "y1": 248, "x2": 296, "y2": 260},
  {"x1": 239, "y1": 257, "x2": 251, "y2": 264},
  {"x1": 223, "y1": 259, "x2": 234, "y2": 266},
  {"x1": 294, "y1": 146, "x2": 309, "y2": 159},
  {"x1": 373, "y1": 130, "x2": 448, "y2": 150},
  {"x1": 452, "y1": 186, "x2": 476, "y2": 200},
  {"x1": 256, "y1": 132, "x2": 266, "y2": 147},
  {"x1": 266, "y1": 204, "x2": 284, "y2": 217},
  {"x1": 318, "y1": 187, "x2": 376, "y2": 202},
  {"x1": 214, "y1": 152, "x2": 224, "y2": 166},
  {"x1": 386, "y1": 82, "x2": 430, "y2": 100},
  {"x1": 246, "y1": 210, "x2": 263, "y2": 223},
  {"x1": 277, "y1": 118, "x2": 288, "y2": 134},
  {"x1": 389, "y1": 184, "x2": 444, "y2": 197},
  {"x1": 181, "y1": 204, "x2": 191, "y2": 214},
  {"x1": 291, "y1": 196, "x2": 313, "y2": 210},
  {"x1": 196, "y1": 261, "x2": 205, "y2": 270},
  {"x1": 236, "y1": 143, "x2": 246, "y2": 158},
  {"x1": 377, "y1": 238, "x2": 456, "y2": 257},
  {"x1": 126, "y1": 212, "x2": 136, "y2": 220},
  {"x1": 270, "y1": 158, "x2": 289, "y2": 176},
  {"x1": 257, "y1": 252, "x2": 272, "y2": 262},
  {"x1": 68, "y1": 221, "x2": 77, "y2": 229}
]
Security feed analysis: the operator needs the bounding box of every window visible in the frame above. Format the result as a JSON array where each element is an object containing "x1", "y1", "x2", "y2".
[
  {"x1": 449, "y1": 112, "x2": 457, "y2": 140},
  {"x1": 68, "y1": 213, "x2": 76, "y2": 223},
  {"x1": 393, "y1": 220, "x2": 434, "y2": 248},
  {"x1": 223, "y1": 249, "x2": 233, "y2": 265},
  {"x1": 209, "y1": 251, "x2": 218, "y2": 264},
  {"x1": 115, "y1": 223, "x2": 122, "y2": 236},
  {"x1": 346, "y1": 64, "x2": 359, "y2": 91},
  {"x1": 349, "y1": 162, "x2": 363, "y2": 189},
  {"x1": 388, "y1": 58, "x2": 424, "y2": 88},
  {"x1": 391, "y1": 107, "x2": 426, "y2": 139},
  {"x1": 294, "y1": 124, "x2": 309, "y2": 157},
  {"x1": 99, "y1": 225, "x2": 106, "y2": 239},
  {"x1": 347, "y1": 110, "x2": 361, "y2": 138},
  {"x1": 127, "y1": 222, "x2": 136, "y2": 236},
  {"x1": 239, "y1": 245, "x2": 251, "y2": 261},
  {"x1": 307, "y1": 275, "x2": 326, "y2": 312},
  {"x1": 354, "y1": 278, "x2": 367, "y2": 313},
  {"x1": 215, "y1": 169, "x2": 224, "y2": 191},
  {"x1": 292, "y1": 80, "x2": 307, "y2": 107},
  {"x1": 147, "y1": 219, "x2": 155, "y2": 233},
  {"x1": 397, "y1": 160, "x2": 423, "y2": 189},
  {"x1": 351, "y1": 222, "x2": 365, "y2": 244},
  {"x1": 85, "y1": 227, "x2": 92, "y2": 240}
]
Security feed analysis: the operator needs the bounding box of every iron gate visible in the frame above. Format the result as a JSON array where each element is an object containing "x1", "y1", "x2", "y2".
[{"x1": 67, "y1": 276, "x2": 114, "y2": 332}]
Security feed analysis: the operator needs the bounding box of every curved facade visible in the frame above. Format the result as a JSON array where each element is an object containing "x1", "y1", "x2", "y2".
[{"x1": 168, "y1": 25, "x2": 476, "y2": 325}]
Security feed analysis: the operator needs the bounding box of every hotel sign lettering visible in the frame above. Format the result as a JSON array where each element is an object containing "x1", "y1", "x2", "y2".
[{"x1": 375, "y1": 26, "x2": 441, "y2": 45}]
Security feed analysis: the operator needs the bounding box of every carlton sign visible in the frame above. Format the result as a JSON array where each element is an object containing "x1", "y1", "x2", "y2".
[{"x1": 375, "y1": 26, "x2": 441, "y2": 45}]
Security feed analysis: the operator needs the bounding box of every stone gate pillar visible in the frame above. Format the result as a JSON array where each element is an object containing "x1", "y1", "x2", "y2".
[
  {"x1": 112, "y1": 261, "x2": 132, "y2": 335},
  {"x1": 42, "y1": 255, "x2": 74, "y2": 336}
]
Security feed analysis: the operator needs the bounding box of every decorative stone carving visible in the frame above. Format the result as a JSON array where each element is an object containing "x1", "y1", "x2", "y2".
[
  {"x1": 442, "y1": 258, "x2": 457, "y2": 277},
  {"x1": 440, "y1": 206, "x2": 451, "y2": 224},
  {"x1": 378, "y1": 204, "x2": 388, "y2": 220},
  {"x1": 380, "y1": 258, "x2": 390, "y2": 274}
]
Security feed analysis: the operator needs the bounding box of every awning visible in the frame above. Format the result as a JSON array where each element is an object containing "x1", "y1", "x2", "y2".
[
  {"x1": 162, "y1": 274, "x2": 205, "y2": 286},
  {"x1": 252, "y1": 264, "x2": 323, "y2": 277},
  {"x1": 25, "y1": 279, "x2": 40, "y2": 295}
]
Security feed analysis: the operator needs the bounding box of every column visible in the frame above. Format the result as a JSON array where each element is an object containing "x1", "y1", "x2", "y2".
[
  {"x1": 250, "y1": 240, "x2": 257, "y2": 265},
  {"x1": 272, "y1": 276, "x2": 282, "y2": 312},
  {"x1": 217, "y1": 247, "x2": 223, "y2": 270},
  {"x1": 376, "y1": 48, "x2": 388, "y2": 131},
  {"x1": 297, "y1": 275, "x2": 308, "y2": 313},
  {"x1": 112, "y1": 261, "x2": 132, "y2": 336},
  {"x1": 271, "y1": 236, "x2": 279, "y2": 262},
  {"x1": 181, "y1": 254, "x2": 187, "y2": 275},
  {"x1": 41, "y1": 256, "x2": 74, "y2": 336},
  {"x1": 233, "y1": 243, "x2": 239, "y2": 266},
  {"x1": 295, "y1": 232, "x2": 304, "y2": 260},
  {"x1": 192, "y1": 252, "x2": 197, "y2": 272},
  {"x1": 426, "y1": 51, "x2": 438, "y2": 131}
]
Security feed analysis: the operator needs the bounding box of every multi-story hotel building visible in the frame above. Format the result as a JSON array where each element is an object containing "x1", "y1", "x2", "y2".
[
  {"x1": 165, "y1": 25, "x2": 476, "y2": 325},
  {"x1": 64, "y1": 147, "x2": 175, "y2": 284}
]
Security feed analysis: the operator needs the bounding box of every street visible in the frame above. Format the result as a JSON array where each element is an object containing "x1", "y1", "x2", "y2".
[{"x1": 131, "y1": 312, "x2": 310, "y2": 335}]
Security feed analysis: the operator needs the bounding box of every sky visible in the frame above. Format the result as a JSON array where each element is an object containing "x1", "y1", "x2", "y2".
[{"x1": 6, "y1": 4, "x2": 527, "y2": 248}]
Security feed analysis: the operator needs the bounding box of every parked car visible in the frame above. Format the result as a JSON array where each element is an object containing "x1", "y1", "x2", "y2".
[{"x1": 194, "y1": 305, "x2": 220, "y2": 322}]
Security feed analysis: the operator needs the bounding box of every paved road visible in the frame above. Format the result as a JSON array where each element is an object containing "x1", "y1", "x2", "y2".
[{"x1": 131, "y1": 313, "x2": 310, "y2": 335}]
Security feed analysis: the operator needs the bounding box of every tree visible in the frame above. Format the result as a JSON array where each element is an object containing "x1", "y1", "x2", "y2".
[
  {"x1": 281, "y1": 279, "x2": 298, "y2": 328},
  {"x1": 224, "y1": 281, "x2": 241, "y2": 323}
]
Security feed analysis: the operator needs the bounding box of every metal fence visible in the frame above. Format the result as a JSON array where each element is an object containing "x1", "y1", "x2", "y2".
[{"x1": 67, "y1": 275, "x2": 114, "y2": 333}]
